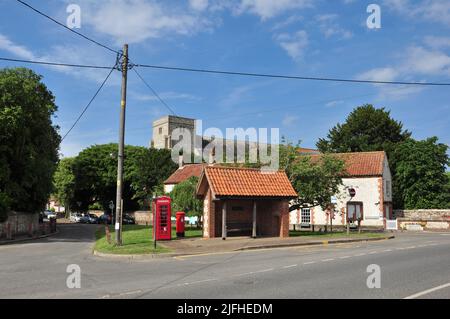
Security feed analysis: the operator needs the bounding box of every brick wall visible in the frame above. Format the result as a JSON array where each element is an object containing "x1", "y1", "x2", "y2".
[
  {"x1": 0, "y1": 212, "x2": 39, "y2": 239},
  {"x1": 129, "y1": 211, "x2": 152, "y2": 225},
  {"x1": 394, "y1": 209, "x2": 450, "y2": 231}
]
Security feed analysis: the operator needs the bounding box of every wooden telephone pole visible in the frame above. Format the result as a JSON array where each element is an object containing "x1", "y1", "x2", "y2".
[{"x1": 115, "y1": 44, "x2": 128, "y2": 246}]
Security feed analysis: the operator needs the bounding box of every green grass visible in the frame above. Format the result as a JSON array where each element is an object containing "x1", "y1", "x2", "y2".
[
  {"x1": 94, "y1": 225, "x2": 202, "y2": 255},
  {"x1": 289, "y1": 230, "x2": 387, "y2": 239}
]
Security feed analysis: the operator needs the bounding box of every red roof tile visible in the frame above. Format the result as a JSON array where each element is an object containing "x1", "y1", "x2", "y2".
[
  {"x1": 309, "y1": 151, "x2": 386, "y2": 177},
  {"x1": 198, "y1": 166, "x2": 297, "y2": 198},
  {"x1": 164, "y1": 164, "x2": 207, "y2": 185}
]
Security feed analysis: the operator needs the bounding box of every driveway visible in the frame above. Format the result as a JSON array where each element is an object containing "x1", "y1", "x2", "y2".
[{"x1": 0, "y1": 224, "x2": 449, "y2": 299}]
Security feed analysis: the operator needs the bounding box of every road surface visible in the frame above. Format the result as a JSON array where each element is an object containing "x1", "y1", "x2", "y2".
[{"x1": 0, "y1": 224, "x2": 449, "y2": 299}]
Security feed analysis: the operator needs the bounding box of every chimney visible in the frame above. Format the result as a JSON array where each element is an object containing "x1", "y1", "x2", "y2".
[
  {"x1": 178, "y1": 154, "x2": 184, "y2": 168},
  {"x1": 208, "y1": 147, "x2": 216, "y2": 164}
]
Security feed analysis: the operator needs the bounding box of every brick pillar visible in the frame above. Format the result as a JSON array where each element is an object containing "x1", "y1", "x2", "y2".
[
  {"x1": 202, "y1": 190, "x2": 210, "y2": 238},
  {"x1": 209, "y1": 197, "x2": 216, "y2": 238},
  {"x1": 280, "y1": 200, "x2": 290, "y2": 238}
]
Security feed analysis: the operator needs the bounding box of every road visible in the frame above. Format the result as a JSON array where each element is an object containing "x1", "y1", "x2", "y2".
[{"x1": 0, "y1": 224, "x2": 449, "y2": 299}]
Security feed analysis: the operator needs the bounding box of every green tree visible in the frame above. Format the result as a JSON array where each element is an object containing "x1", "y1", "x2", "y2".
[
  {"x1": 131, "y1": 147, "x2": 177, "y2": 207},
  {"x1": 70, "y1": 144, "x2": 176, "y2": 212},
  {"x1": 53, "y1": 158, "x2": 75, "y2": 217},
  {"x1": 316, "y1": 104, "x2": 411, "y2": 155},
  {"x1": 0, "y1": 68, "x2": 60, "y2": 221},
  {"x1": 171, "y1": 176, "x2": 203, "y2": 218},
  {"x1": 289, "y1": 154, "x2": 346, "y2": 211},
  {"x1": 391, "y1": 137, "x2": 450, "y2": 209}
]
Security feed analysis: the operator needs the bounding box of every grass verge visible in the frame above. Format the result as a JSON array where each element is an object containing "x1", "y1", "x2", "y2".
[{"x1": 94, "y1": 225, "x2": 202, "y2": 255}]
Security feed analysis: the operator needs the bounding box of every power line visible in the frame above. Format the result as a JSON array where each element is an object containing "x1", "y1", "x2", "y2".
[
  {"x1": 0, "y1": 56, "x2": 114, "y2": 69},
  {"x1": 134, "y1": 63, "x2": 450, "y2": 87},
  {"x1": 15, "y1": 0, "x2": 119, "y2": 55},
  {"x1": 133, "y1": 68, "x2": 177, "y2": 115},
  {"x1": 61, "y1": 67, "x2": 116, "y2": 141}
]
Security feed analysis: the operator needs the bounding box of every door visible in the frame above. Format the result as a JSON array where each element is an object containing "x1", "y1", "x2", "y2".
[{"x1": 159, "y1": 204, "x2": 170, "y2": 237}]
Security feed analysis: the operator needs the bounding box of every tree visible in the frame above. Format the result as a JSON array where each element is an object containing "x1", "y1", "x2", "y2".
[
  {"x1": 53, "y1": 158, "x2": 75, "y2": 217},
  {"x1": 289, "y1": 154, "x2": 346, "y2": 211},
  {"x1": 316, "y1": 104, "x2": 411, "y2": 156},
  {"x1": 131, "y1": 147, "x2": 177, "y2": 207},
  {"x1": 391, "y1": 137, "x2": 450, "y2": 209},
  {"x1": 68, "y1": 144, "x2": 176, "y2": 212},
  {"x1": 0, "y1": 68, "x2": 60, "y2": 221},
  {"x1": 171, "y1": 176, "x2": 203, "y2": 218}
]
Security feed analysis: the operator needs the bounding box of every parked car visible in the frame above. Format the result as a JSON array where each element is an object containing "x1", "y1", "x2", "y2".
[
  {"x1": 98, "y1": 213, "x2": 112, "y2": 224},
  {"x1": 97, "y1": 213, "x2": 135, "y2": 225},
  {"x1": 44, "y1": 210, "x2": 57, "y2": 219},
  {"x1": 79, "y1": 213, "x2": 99, "y2": 224},
  {"x1": 122, "y1": 214, "x2": 135, "y2": 225},
  {"x1": 69, "y1": 212, "x2": 82, "y2": 223}
]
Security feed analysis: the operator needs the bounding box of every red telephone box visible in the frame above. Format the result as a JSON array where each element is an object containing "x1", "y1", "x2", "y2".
[{"x1": 153, "y1": 196, "x2": 171, "y2": 240}]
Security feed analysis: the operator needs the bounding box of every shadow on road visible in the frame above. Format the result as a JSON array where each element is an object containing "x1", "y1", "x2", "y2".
[{"x1": 0, "y1": 223, "x2": 98, "y2": 246}]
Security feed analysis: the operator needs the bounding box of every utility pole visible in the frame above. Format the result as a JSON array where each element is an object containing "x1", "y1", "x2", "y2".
[{"x1": 115, "y1": 44, "x2": 128, "y2": 246}]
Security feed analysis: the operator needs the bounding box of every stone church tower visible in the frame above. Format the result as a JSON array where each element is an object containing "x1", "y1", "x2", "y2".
[{"x1": 151, "y1": 115, "x2": 196, "y2": 150}]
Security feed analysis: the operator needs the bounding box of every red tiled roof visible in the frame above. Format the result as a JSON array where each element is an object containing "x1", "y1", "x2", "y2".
[
  {"x1": 164, "y1": 164, "x2": 207, "y2": 185},
  {"x1": 309, "y1": 151, "x2": 386, "y2": 177},
  {"x1": 199, "y1": 166, "x2": 297, "y2": 198},
  {"x1": 296, "y1": 147, "x2": 320, "y2": 155}
]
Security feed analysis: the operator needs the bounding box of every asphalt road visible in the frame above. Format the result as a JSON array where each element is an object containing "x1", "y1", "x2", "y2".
[{"x1": 0, "y1": 224, "x2": 449, "y2": 299}]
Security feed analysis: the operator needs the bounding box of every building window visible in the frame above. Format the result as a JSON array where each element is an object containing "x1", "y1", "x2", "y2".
[
  {"x1": 347, "y1": 202, "x2": 363, "y2": 220},
  {"x1": 386, "y1": 180, "x2": 391, "y2": 198},
  {"x1": 231, "y1": 206, "x2": 244, "y2": 211},
  {"x1": 301, "y1": 208, "x2": 311, "y2": 224},
  {"x1": 159, "y1": 127, "x2": 162, "y2": 134}
]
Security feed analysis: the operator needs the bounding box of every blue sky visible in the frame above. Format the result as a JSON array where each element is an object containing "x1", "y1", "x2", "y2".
[{"x1": 0, "y1": 0, "x2": 449, "y2": 157}]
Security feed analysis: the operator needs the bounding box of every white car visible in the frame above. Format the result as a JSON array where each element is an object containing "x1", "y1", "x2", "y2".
[
  {"x1": 44, "y1": 210, "x2": 57, "y2": 219},
  {"x1": 69, "y1": 213, "x2": 82, "y2": 223}
]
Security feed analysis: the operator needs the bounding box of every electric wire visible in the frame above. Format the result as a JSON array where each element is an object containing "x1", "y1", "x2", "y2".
[{"x1": 61, "y1": 67, "x2": 116, "y2": 141}]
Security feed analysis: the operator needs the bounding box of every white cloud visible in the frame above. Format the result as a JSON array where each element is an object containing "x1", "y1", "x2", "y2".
[
  {"x1": 404, "y1": 46, "x2": 450, "y2": 76},
  {"x1": 0, "y1": 33, "x2": 120, "y2": 85},
  {"x1": 355, "y1": 42, "x2": 450, "y2": 100},
  {"x1": 189, "y1": 0, "x2": 209, "y2": 11},
  {"x1": 275, "y1": 30, "x2": 308, "y2": 61},
  {"x1": 383, "y1": 0, "x2": 450, "y2": 25},
  {"x1": 131, "y1": 91, "x2": 200, "y2": 102},
  {"x1": 357, "y1": 67, "x2": 399, "y2": 82},
  {"x1": 271, "y1": 14, "x2": 303, "y2": 30},
  {"x1": 424, "y1": 36, "x2": 450, "y2": 49},
  {"x1": 315, "y1": 14, "x2": 353, "y2": 40},
  {"x1": 282, "y1": 114, "x2": 298, "y2": 126},
  {"x1": 0, "y1": 34, "x2": 36, "y2": 60},
  {"x1": 325, "y1": 100, "x2": 344, "y2": 107},
  {"x1": 70, "y1": 0, "x2": 214, "y2": 44},
  {"x1": 236, "y1": 0, "x2": 312, "y2": 20}
]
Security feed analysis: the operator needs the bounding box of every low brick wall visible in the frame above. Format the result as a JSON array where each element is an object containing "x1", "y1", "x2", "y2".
[
  {"x1": 394, "y1": 209, "x2": 450, "y2": 231},
  {"x1": 0, "y1": 212, "x2": 39, "y2": 239},
  {"x1": 128, "y1": 211, "x2": 152, "y2": 226}
]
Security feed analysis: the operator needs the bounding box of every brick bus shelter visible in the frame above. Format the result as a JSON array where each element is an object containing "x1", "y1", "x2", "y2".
[{"x1": 196, "y1": 166, "x2": 298, "y2": 239}]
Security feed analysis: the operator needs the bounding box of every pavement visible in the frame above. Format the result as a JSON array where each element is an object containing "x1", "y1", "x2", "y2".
[
  {"x1": 0, "y1": 223, "x2": 449, "y2": 299},
  {"x1": 159, "y1": 232, "x2": 394, "y2": 256}
]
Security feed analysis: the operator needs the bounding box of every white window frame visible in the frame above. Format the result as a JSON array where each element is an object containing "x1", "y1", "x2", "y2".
[{"x1": 301, "y1": 208, "x2": 311, "y2": 224}]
